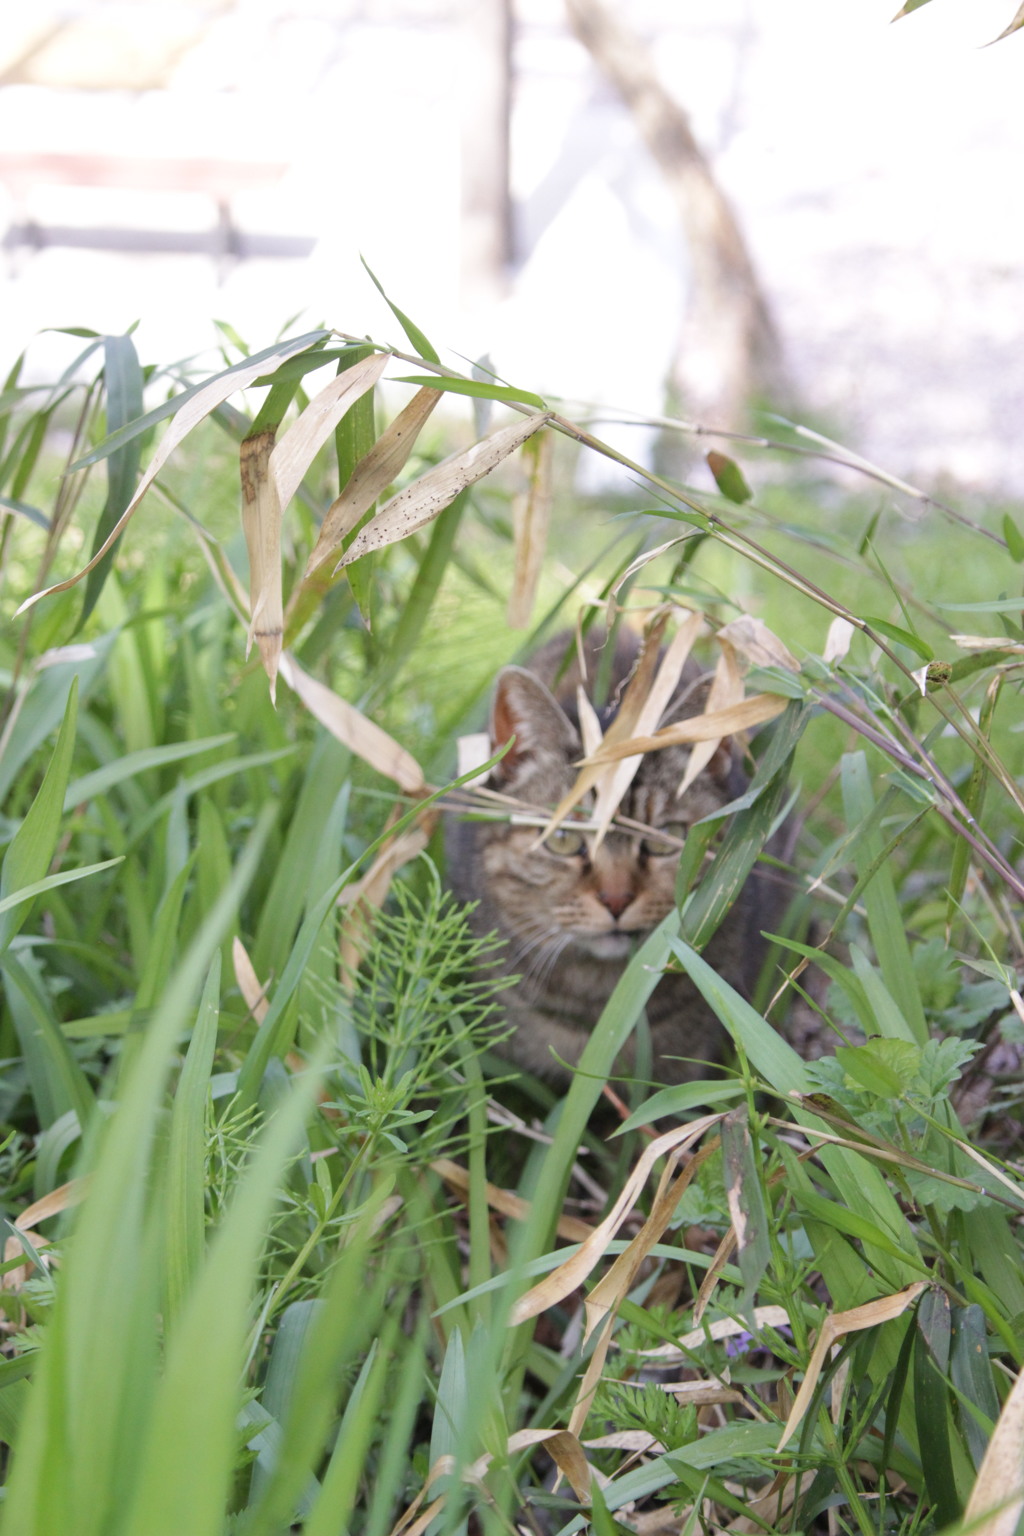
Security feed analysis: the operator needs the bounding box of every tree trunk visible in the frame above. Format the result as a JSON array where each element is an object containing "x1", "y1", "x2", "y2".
[{"x1": 564, "y1": 0, "x2": 788, "y2": 429}]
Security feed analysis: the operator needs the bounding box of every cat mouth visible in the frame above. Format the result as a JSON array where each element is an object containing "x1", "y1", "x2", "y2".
[{"x1": 576, "y1": 931, "x2": 637, "y2": 960}]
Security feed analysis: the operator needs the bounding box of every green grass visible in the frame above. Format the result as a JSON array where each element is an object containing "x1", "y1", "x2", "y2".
[{"x1": 0, "y1": 307, "x2": 1021, "y2": 1536}]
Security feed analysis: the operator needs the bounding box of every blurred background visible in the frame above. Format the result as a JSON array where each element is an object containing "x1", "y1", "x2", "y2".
[{"x1": 1, "y1": 0, "x2": 1021, "y2": 492}]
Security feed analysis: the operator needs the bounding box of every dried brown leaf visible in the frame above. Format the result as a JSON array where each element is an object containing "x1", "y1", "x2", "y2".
[
  {"x1": 305, "y1": 382, "x2": 442, "y2": 577},
  {"x1": 582, "y1": 693, "x2": 788, "y2": 766},
  {"x1": 431, "y1": 1158, "x2": 595, "y2": 1243},
  {"x1": 589, "y1": 611, "x2": 705, "y2": 847},
  {"x1": 3, "y1": 1179, "x2": 87, "y2": 1289},
  {"x1": 823, "y1": 617, "x2": 855, "y2": 664},
  {"x1": 507, "y1": 428, "x2": 554, "y2": 628},
  {"x1": 232, "y1": 936, "x2": 270, "y2": 1022},
  {"x1": 278, "y1": 652, "x2": 425, "y2": 793},
  {"x1": 717, "y1": 616, "x2": 800, "y2": 675},
  {"x1": 337, "y1": 411, "x2": 553, "y2": 567},
  {"x1": 241, "y1": 429, "x2": 283, "y2": 699},
  {"x1": 963, "y1": 1360, "x2": 1024, "y2": 1536},
  {"x1": 507, "y1": 1428, "x2": 592, "y2": 1503},
  {"x1": 674, "y1": 628, "x2": 745, "y2": 796},
  {"x1": 537, "y1": 610, "x2": 673, "y2": 846},
  {"x1": 605, "y1": 539, "x2": 688, "y2": 624},
  {"x1": 338, "y1": 819, "x2": 432, "y2": 976},
  {"x1": 272, "y1": 350, "x2": 390, "y2": 513},
  {"x1": 641, "y1": 1305, "x2": 791, "y2": 1357},
  {"x1": 775, "y1": 1281, "x2": 927, "y2": 1452},
  {"x1": 509, "y1": 1113, "x2": 723, "y2": 1327}
]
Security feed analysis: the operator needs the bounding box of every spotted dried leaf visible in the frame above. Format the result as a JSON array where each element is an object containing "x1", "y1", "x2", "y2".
[
  {"x1": 337, "y1": 411, "x2": 552, "y2": 567},
  {"x1": 305, "y1": 382, "x2": 442, "y2": 576}
]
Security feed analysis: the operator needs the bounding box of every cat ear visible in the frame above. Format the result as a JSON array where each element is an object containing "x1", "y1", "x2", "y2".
[{"x1": 489, "y1": 667, "x2": 580, "y2": 788}]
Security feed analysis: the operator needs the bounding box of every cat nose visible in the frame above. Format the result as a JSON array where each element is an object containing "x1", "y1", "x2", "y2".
[{"x1": 598, "y1": 889, "x2": 634, "y2": 920}]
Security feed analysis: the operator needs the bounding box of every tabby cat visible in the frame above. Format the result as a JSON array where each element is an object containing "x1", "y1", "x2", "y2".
[{"x1": 448, "y1": 632, "x2": 775, "y2": 1089}]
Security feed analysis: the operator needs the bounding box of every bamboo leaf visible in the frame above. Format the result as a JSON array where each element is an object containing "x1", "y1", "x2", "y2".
[
  {"x1": 0, "y1": 678, "x2": 78, "y2": 954},
  {"x1": 336, "y1": 412, "x2": 552, "y2": 568},
  {"x1": 163, "y1": 955, "x2": 220, "y2": 1331},
  {"x1": 359, "y1": 257, "x2": 439, "y2": 362},
  {"x1": 963, "y1": 1358, "x2": 1024, "y2": 1536},
  {"x1": 304, "y1": 384, "x2": 441, "y2": 578},
  {"x1": 68, "y1": 330, "x2": 329, "y2": 471},
  {"x1": 19, "y1": 334, "x2": 329, "y2": 616},
  {"x1": 271, "y1": 350, "x2": 389, "y2": 513},
  {"x1": 80, "y1": 333, "x2": 144, "y2": 625},
  {"x1": 240, "y1": 428, "x2": 283, "y2": 698},
  {"x1": 507, "y1": 429, "x2": 553, "y2": 629},
  {"x1": 278, "y1": 653, "x2": 424, "y2": 793},
  {"x1": 393, "y1": 374, "x2": 547, "y2": 409},
  {"x1": 64, "y1": 734, "x2": 235, "y2": 810}
]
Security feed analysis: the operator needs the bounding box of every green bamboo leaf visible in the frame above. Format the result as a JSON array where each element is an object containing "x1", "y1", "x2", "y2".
[
  {"x1": 163, "y1": 954, "x2": 220, "y2": 1332},
  {"x1": 0, "y1": 634, "x2": 115, "y2": 806},
  {"x1": 800, "y1": 1191, "x2": 927, "y2": 1274},
  {"x1": 80, "y1": 333, "x2": 145, "y2": 624},
  {"x1": 667, "y1": 937, "x2": 811, "y2": 1093},
  {"x1": 63, "y1": 733, "x2": 235, "y2": 810},
  {"x1": 0, "y1": 496, "x2": 49, "y2": 530},
  {"x1": 940, "y1": 597, "x2": 1024, "y2": 613},
  {"x1": 68, "y1": 331, "x2": 330, "y2": 471},
  {"x1": 0, "y1": 678, "x2": 79, "y2": 954},
  {"x1": 252, "y1": 736, "x2": 351, "y2": 979},
  {"x1": 863, "y1": 616, "x2": 932, "y2": 660},
  {"x1": 360, "y1": 257, "x2": 439, "y2": 363},
  {"x1": 242, "y1": 1208, "x2": 387, "y2": 1536},
  {"x1": 393, "y1": 374, "x2": 547, "y2": 410},
  {"x1": 950, "y1": 1304, "x2": 999, "y2": 1470},
  {"x1": 250, "y1": 346, "x2": 358, "y2": 387},
  {"x1": 666, "y1": 1419, "x2": 781, "y2": 1470},
  {"x1": 947, "y1": 672, "x2": 999, "y2": 934},
  {"x1": 1003, "y1": 512, "x2": 1024, "y2": 562},
  {"x1": 303, "y1": 1334, "x2": 393, "y2": 1536},
  {"x1": 247, "y1": 1301, "x2": 323, "y2": 1516},
  {"x1": 119, "y1": 1051, "x2": 325, "y2": 1536},
  {"x1": 0, "y1": 859, "x2": 123, "y2": 917},
  {"x1": 0, "y1": 810, "x2": 274, "y2": 1536},
  {"x1": 841, "y1": 754, "x2": 928, "y2": 1045},
  {"x1": 1, "y1": 951, "x2": 94, "y2": 1130},
  {"x1": 914, "y1": 1290, "x2": 961, "y2": 1527}
]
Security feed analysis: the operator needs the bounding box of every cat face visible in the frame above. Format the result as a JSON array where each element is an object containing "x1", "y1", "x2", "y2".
[{"x1": 480, "y1": 665, "x2": 735, "y2": 973}]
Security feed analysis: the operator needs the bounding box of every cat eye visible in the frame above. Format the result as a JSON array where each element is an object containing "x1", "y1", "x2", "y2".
[
  {"x1": 544, "y1": 827, "x2": 587, "y2": 857},
  {"x1": 643, "y1": 821, "x2": 687, "y2": 855}
]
